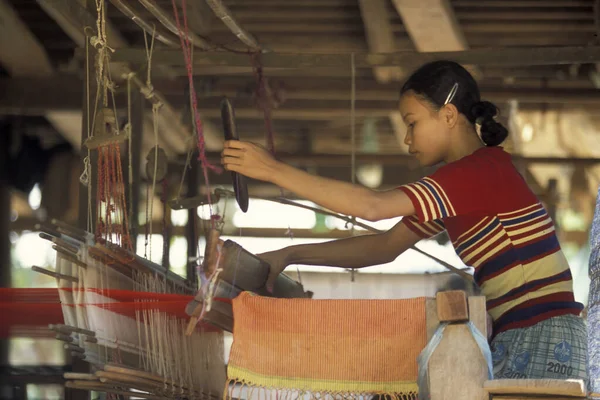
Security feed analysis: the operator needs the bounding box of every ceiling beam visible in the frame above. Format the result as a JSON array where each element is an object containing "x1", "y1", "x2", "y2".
[
  {"x1": 356, "y1": 0, "x2": 408, "y2": 154},
  {"x1": 108, "y1": 46, "x2": 600, "y2": 69},
  {"x1": 0, "y1": 0, "x2": 83, "y2": 150},
  {"x1": 357, "y1": 0, "x2": 405, "y2": 83},
  {"x1": 3, "y1": 76, "x2": 600, "y2": 117},
  {"x1": 35, "y1": 0, "x2": 223, "y2": 155}
]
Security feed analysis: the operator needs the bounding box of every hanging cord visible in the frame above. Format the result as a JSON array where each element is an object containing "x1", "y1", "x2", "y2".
[
  {"x1": 171, "y1": 0, "x2": 221, "y2": 230},
  {"x1": 126, "y1": 73, "x2": 134, "y2": 227},
  {"x1": 350, "y1": 53, "x2": 357, "y2": 188},
  {"x1": 349, "y1": 53, "x2": 357, "y2": 280},
  {"x1": 142, "y1": 26, "x2": 160, "y2": 261}
]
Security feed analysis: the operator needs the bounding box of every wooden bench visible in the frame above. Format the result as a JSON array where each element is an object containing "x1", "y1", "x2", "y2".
[{"x1": 484, "y1": 378, "x2": 587, "y2": 399}]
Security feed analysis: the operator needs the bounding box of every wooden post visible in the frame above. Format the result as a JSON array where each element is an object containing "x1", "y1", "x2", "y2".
[
  {"x1": 427, "y1": 291, "x2": 488, "y2": 400},
  {"x1": 0, "y1": 117, "x2": 12, "y2": 399},
  {"x1": 68, "y1": 28, "x2": 94, "y2": 400},
  {"x1": 128, "y1": 85, "x2": 143, "y2": 252}
]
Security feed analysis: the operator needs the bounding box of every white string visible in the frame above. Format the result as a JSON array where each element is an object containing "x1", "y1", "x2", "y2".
[
  {"x1": 350, "y1": 53, "x2": 356, "y2": 186},
  {"x1": 144, "y1": 26, "x2": 159, "y2": 261},
  {"x1": 349, "y1": 53, "x2": 357, "y2": 280}
]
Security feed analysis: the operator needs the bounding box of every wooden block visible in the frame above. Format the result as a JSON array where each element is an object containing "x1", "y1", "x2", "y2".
[
  {"x1": 428, "y1": 324, "x2": 488, "y2": 400},
  {"x1": 436, "y1": 290, "x2": 468, "y2": 322},
  {"x1": 425, "y1": 298, "x2": 440, "y2": 341},
  {"x1": 483, "y1": 379, "x2": 586, "y2": 397},
  {"x1": 468, "y1": 296, "x2": 488, "y2": 339}
]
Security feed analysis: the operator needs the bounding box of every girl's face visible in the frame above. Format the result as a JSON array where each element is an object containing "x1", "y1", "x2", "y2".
[{"x1": 399, "y1": 92, "x2": 452, "y2": 167}]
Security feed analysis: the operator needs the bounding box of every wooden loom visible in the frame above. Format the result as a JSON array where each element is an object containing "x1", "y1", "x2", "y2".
[{"x1": 417, "y1": 291, "x2": 588, "y2": 400}]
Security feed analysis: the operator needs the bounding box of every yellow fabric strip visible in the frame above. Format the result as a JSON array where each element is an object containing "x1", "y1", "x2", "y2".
[{"x1": 227, "y1": 365, "x2": 419, "y2": 394}]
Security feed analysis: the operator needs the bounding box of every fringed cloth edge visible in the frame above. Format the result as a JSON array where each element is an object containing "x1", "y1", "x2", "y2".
[{"x1": 224, "y1": 378, "x2": 418, "y2": 400}]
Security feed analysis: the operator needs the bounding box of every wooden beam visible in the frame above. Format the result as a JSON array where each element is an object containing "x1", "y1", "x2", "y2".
[
  {"x1": 0, "y1": 0, "x2": 82, "y2": 149},
  {"x1": 108, "y1": 46, "x2": 600, "y2": 69},
  {"x1": 357, "y1": 0, "x2": 402, "y2": 82},
  {"x1": 4, "y1": 76, "x2": 600, "y2": 116},
  {"x1": 36, "y1": 0, "x2": 223, "y2": 154},
  {"x1": 391, "y1": 0, "x2": 467, "y2": 52}
]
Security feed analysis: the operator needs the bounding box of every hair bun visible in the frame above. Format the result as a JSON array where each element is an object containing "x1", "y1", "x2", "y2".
[{"x1": 471, "y1": 101, "x2": 508, "y2": 146}]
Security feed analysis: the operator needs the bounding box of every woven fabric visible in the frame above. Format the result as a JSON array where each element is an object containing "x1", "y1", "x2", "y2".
[
  {"x1": 226, "y1": 292, "x2": 427, "y2": 398},
  {"x1": 588, "y1": 186, "x2": 600, "y2": 393},
  {"x1": 491, "y1": 314, "x2": 587, "y2": 382}
]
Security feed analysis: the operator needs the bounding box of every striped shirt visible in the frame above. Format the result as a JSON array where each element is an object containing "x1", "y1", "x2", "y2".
[{"x1": 398, "y1": 146, "x2": 583, "y2": 336}]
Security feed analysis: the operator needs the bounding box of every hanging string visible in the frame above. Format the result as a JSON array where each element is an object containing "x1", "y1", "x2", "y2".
[
  {"x1": 349, "y1": 53, "x2": 357, "y2": 281},
  {"x1": 144, "y1": 26, "x2": 160, "y2": 262},
  {"x1": 350, "y1": 53, "x2": 357, "y2": 187},
  {"x1": 171, "y1": 0, "x2": 221, "y2": 230},
  {"x1": 126, "y1": 73, "x2": 134, "y2": 227},
  {"x1": 251, "y1": 53, "x2": 277, "y2": 155}
]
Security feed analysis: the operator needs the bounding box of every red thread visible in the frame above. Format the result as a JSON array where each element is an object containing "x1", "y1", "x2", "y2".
[{"x1": 171, "y1": 0, "x2": 222, "y2": 230}]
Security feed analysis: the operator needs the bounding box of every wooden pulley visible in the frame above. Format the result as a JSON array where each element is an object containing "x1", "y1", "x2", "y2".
[
  {"x1": 220, "y1": 97, "x2": 249, "y2": 213},
  {"x1": 145, "y1": 146, "x2": 168, "y2": 182}
]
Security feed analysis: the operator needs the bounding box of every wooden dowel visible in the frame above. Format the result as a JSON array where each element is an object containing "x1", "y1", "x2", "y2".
[
  {"x1": 55, "y1": 333, "x2": 74, "y2": 343},
  {"x1": 32, "y1": 265, "x2": 78, "y2": 283},
  {"x1": 65, "y1": 343, "x2": 86, "y2": 353},
  {"x1": 49, "y1": 323, "x2": 96, "y2": 337},
  {"x1": 63, "y1": 373, "x2": 98, "y2": 380},
  {"x1": 51, "y1": 218, "x2": 91, "y2": 242},
  {"x1": 53, "y1": 246, "x2": 87, "y2": 268}
]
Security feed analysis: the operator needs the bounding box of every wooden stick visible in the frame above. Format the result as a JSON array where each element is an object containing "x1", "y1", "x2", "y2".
[
  {"x1": 32, "y1": 265, "x2": 78, "y2": 283},
  {"x1": 38, "y1": 232, "x2": 80, "y2": 254},
  {"x1": 53, "y1": 245, "x2": 87, "y2": 268},
  {"x1": 63, "y1": 373, "x2": 98, "y2": 380},
  {"x1": 55, "y1": 333, "x2": 74, "y2": 343},
  {"x1": 51, "y1": 218, "x2": 91, "y2": 242},
  {"x1": 49, "y1": 323, "x2": 96, "y2": 337}
]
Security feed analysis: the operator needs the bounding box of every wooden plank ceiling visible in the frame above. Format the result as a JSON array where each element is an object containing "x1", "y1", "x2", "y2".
[{"x1": 1, "y1": 0, "x2": 599, "y2": 194}]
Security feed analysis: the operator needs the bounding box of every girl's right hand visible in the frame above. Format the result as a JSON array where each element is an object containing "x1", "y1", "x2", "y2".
[{"x1": 257, "y1": 248, "x2": 291, "y2": 293}]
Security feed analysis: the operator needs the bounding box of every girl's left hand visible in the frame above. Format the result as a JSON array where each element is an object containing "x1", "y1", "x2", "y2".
[{"x1": 221, "y1": 140, "x2": 279, "y2": 182}]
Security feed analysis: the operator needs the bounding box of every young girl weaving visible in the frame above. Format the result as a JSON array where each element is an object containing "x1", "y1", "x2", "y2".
[{"x1": 220, "y1": 60, "x2": 587, "y2": 382}]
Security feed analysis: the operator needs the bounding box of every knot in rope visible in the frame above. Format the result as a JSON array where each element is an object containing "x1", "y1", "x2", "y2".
[
  {"x1": 105, "y1": 80, "x2": 117, "y2": 93},
  {"x1": 79, "y1": 156, "x2": 91, "y2": 186},
  {"x1": 141, "y1": 85, "x2": 156, "y2": 101}
]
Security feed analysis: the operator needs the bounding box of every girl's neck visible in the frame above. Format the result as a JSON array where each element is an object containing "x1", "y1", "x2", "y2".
[{"x1": 444, "y1": 125, "x2": 485, "y2": 164}]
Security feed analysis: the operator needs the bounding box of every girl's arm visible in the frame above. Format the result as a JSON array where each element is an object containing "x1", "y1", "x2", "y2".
[
  {"x1": 284, "y1": 221, "x2": 420, "y2": 268},
  {"x1": 222, "y1": 141, "x2": 415, "y2": 221},
  {"x1": 260, "y1": 221, "x2": 421, "y2": 290}
]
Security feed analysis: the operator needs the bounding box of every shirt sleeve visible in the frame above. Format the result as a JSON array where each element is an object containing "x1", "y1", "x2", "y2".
[
  {"x1": 398, "y1": 158, "x2": 489, "y2": 224},
  {"x1": 402, "y1": 215, "x2": 446, "y2": 239}
]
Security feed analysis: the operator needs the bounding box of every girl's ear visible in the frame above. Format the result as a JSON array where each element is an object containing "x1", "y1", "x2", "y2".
[{"x1": 442, "y1": 104, "x2": 459, "y2": 128}]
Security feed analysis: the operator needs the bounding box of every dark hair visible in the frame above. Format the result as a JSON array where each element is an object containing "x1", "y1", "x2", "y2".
[{"x1": 400, "y1": 60, "x2": 508, "y2": 146}]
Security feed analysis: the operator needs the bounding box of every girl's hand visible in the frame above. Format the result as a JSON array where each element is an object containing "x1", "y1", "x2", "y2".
[
  {"x1": 257, "y1": 248, "x2": 291, "y2": 293},
  {"x1": 221, "y1": 140, "x2": 279, "y2": 183}
]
